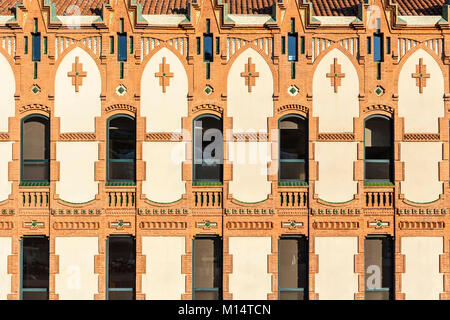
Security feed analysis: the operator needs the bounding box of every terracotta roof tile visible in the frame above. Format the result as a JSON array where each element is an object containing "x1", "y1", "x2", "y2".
[
  {"x1": 0, "y1": 0, "x2": 446, "y2": 17},
  {"x1": 311, "y1": 0, "x2": 364, "y2": 16},
  {"x1": 394, "y1": 0, "x2": 445, "y2": 16},
  {"x1": 223, "y1": 0, "x2": 275, "y2": 14}
]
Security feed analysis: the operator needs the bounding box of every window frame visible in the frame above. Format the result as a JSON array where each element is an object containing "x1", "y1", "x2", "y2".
[
  {"x1": 106, "y1": 114, "x2": 136, "y2": 184},
  {"x1": 192, "y1": 114, "x2": 223, "y2": 184},
  {"x1": 278, "y1": 114, "x2": 308, "y2": 184},
  {"x1": 105, "y1": 235, "x2": 136, "y2": 300},
  {"x1": 192, "y1": 235, "x2": 222, "y2": 300},
  {"x1": 278, "y1": 235, "x2": 308, "y2": 300},
  {"x1": 20, "y1": 235, "x2": 49, "y2": 300},
  {"x1": 363, "y1": 114, "x2": 393, "y2": 183},
  {"x1": 20, "y1": 114, "x2": 50, "y2": 185}
]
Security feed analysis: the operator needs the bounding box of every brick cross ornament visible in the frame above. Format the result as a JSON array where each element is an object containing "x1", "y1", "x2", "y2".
[
  {"x1": 411, "y1": 58, "x2": 430, "y2": 94},
  {"x1": 67, "y1": 56, "x2": 87, "y2": 92},
  {"x1": 241, "y1": 57, "x2": 259, "y2": 92},
  {"x1": 155, "y1": 57, "x2": 174, "y2": 93},
  {"x1": 326, "y1": 58, "x2": 345, "y2": 93}
]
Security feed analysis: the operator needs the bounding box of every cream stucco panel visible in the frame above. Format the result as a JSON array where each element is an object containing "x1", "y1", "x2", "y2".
[
  {"x1": 398, "y1": 49, "x2": 444, "y2": 133},
  {"x1": 0, "y1": 237, "x2": 11, "y2": 300},
  {"x1": 55, "y1": 47, "x2": 101, "y2": 133},
  {"x1": 0, "y1": 142, "x2": 12, "y2": 202},
  {"x1": 315, "y1": 237, "x2": 358, "y2": 300},
  {"x1": 401, "y1": 237, "x2": 443, "y2": 300},
  {"x1": 141, "y1": 47, "x2": 188, "y2": 133},
  {"x1": 56, "y1": 142, "x2": 98, "y2": 203},
  {"x1": 227, "y1": 48, "x2": 273, "y2": 132},
  {"x1": 228, "y1": 141, "x2": 272, "y2": 203},
  {"x1": 55, "y1": 237, "x2": 99, "y2": 300},
  {"x1": 142, "y1": 236, "x2": 185, "y2": 300},
  {"x1": 312, "y1": 48, "x2": 359, "y2": 132},
  {"x1": 314, "y1": 142, "x2": 357, "y2": 203},
  {"x1": 142, "y1": 141, "x2": 186, "y2": 203},
  {"x1": 0, "y1": 53, "x2": 14, "y2": 132},
  {"x1": 228, "y1": 237, "x2": 272, "y2": 300},
  {"x1": 400, "y1": 142, "x2": 442, "y2": 203}
]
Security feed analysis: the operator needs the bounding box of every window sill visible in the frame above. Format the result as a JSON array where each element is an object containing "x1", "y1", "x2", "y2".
[
  {"x1": 192, "y1": 181, "x2": 223, "y2": 186},
  {"x1": 20, "y1": 182, "x2": 50, "y2": 187},
  {"x1": 278, "y1": 181, "x2": 308, "y2": 187},
  {"x1": 106, "y1": 182, "x2": 136, "y2": 187},
  {"x1": 364, "y1": 182, "x2": 394, "y2": 187}
]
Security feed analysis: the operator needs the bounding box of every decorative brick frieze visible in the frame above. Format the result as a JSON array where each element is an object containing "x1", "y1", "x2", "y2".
[
  {"x1": 145, "y1": 132, "x2": 183, "y2": 142},
  {"x1": 317, "y1": 133, "x2": 355, "y2": 142},
  {"x1": 225, "y1": 221, "x2": 273, "y2": 230},
  {"x1": 138, "y1": 221, "x2": 187, "y2": 230},
  {"x1": 53, "y1": 222, "x2": 100, "y2": 230},
  {"x1": 312, "y1": 221, "x2": 359, "y2": 230},
  {"x1": 403, "y1": 133, "x2": 441, "y2": 141},
  {"x1": 398, "y1": 221, "x2": 445, "y2": 230},
  {"x1": 59, "y1": 133, "x2": 96, "y2": 141}
]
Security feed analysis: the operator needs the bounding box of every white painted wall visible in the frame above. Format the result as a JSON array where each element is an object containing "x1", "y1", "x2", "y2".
[
  {"x1": 142, "y1": 141, "x2": 185, "y2": 203},
  {"x1": 314, "y1": 142, "x2": 357, "y2": 203},
  {"x1": 401, "y1": 142, "x2": 442, "y2": 203},
  {"x1": 55, "y1": 237, "x2": 98, "y2": 300},
  {"x1": 0, "y1": 237, "x2": 11, "y2": 300},
  {"x1": 142, "y1": 236, "x2": 185, "y2": 300},
  {"x1": 227, "y1": 48, "x2": 273, "y2": 132},
  {"x1": 315, "y1": 237, "x2": 358, "y2": 300},
  {"x1": 312, "y1": 48, "x2": 359, "y2": 132},
  {"x1": 402, "y1": 237, "x2": 443, "y2": 300},
  {"x1": 228, "y1": 237, "x2": 272, "y2": 300},
  {"x1": 55, "y1": 47, "x2": 101, "y2": 133},
  {"x1": 398, "y1": 49, "x2": 444, "y2": 133},
  {"x1": 228, "y1": 141, "x2": 271, "y2": 203},
  {"x1": 56, "y1": 142, "x2": 98, "y2": 203},
  {"x1": 141, "y1": 47, "x2": 188, "y2": 133},
  {"x1": 0, "y1": 142, "x2": 12, "y2": 202},
  {"x1": 0, "y1": 53, "x2": 14, "y2": 132}
]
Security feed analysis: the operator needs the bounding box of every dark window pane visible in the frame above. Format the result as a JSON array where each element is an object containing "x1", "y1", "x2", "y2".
[
  {"x1": 108, "y1": 116, "x2": 136, "y2": 182},
  {"x1": 108, "y1": 237, "x2": 136, "y2": 290},
  {"x1": 23, "y1": 162, "x2": 49, "y2": 181},
  {"x1": 118, "y1": 34, "x2": 127, "y2": 61},
  {"x1": 32, "y1": 34, "x2": 41, "y2": 61},
  {"x1": 288, "y1": 34, "x2": 298, "y2": 61},
  {"x1": 280, "y1": 161, "x2": 306, "y2": 181},
  {"x1": 194, "y1": 117, "x2": 223, "y2": 182},
  {"x1": 365, "y1": 161, "x2": 390, "y2": 180},
  {"x1": 22, "y1": 237, "x2": 49, "y2": 290},
  {"x1": 23, "y1": 117, "x2": 49, "y2": 160},
  {"x1": 365, "y1": 117, "x2": 392, "y2": 181},
  {"x1": 365, "y1": 117, "x2": 391, "y2": 151},
  {"x1": 279, "y1": 290, "x2": 304, "y2": 300},
  {"x1": 108, "y1": 290, "x2": 134, "y2": 300},
  {"x1": 373, "y1": 34, "x2": 383, "y2": 62},
  {"x1": 22, "y1": 291, "x2": 48, "y2": 300},
  {"x1": 279, "y1": 237, "x2": 308, "y2": 300},
  {"x1": 280, "y1": 117, "x2": 307, "y2": 159},
  {"x1": 108, "y1": 161, "x2": 135, "y2": 181},
  {"x1": 203, "y1": 34, "x2": 213, "y2": 62},
  {"x1": 194, "y1": 238, "x2": 221, "y2": 290},
  {"x1": 108, "y1": 117, "x2": 136, "y2": 160},
  {"x1": 364, "y1": 237, "x2": 393, "y2": 300},
  {"x1": 194, "y1": 290, "x2": 219, "y2": 300}
]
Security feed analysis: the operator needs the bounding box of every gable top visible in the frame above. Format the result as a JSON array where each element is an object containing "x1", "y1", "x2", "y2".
[{"x1": 0, "y1": 0, "x2": 447, "y2": 16}]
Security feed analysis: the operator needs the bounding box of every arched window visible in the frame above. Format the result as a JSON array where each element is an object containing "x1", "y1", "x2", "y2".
[
  {"x1": 107, "y1": 115, "x2": 136, "y2": 183},
  {"x1": 193, "y1": 115, "x2": 223, "y2": 184},
  {"x1": 21, "y1": 115, "x2": 50, "y2": 184},
  {"x1": 279, "y1": 115, "x2": 308, "y2": 184},
  {"x1": 364, "y1": 115, "x2": 393, "y2": 182}
]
